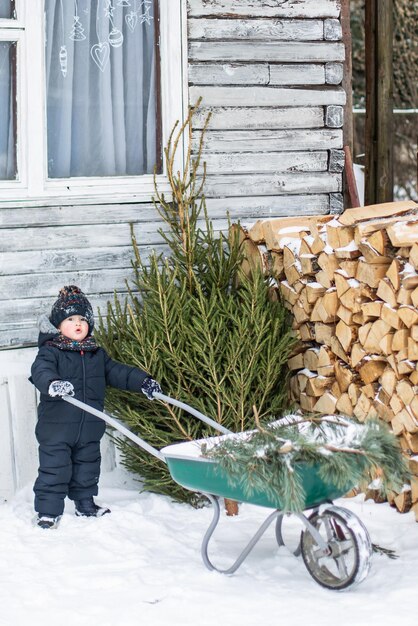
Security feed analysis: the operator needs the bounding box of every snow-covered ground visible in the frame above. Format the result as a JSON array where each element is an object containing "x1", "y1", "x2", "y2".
[{"x1": 1, "y1": 468, "x2": 417, "y2": 626}]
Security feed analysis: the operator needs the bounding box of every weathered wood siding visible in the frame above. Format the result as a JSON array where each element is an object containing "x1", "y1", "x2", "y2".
[{"x1": 188, "y1": 0, "x2": 345, "y2": 215}]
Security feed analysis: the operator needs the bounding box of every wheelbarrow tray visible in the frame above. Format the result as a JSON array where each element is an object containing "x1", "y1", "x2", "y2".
[{"x1": 161, "y1": 434, "x2": 353, "y2": 510}]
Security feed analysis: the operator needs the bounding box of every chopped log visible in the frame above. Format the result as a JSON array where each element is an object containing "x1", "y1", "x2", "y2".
[
  {"x1": 287, "y1": 353, "x2": 304, "y2": 371},
  {"x1": 314, "y1": 322, "x2": 334, "y2": 346},
  {"x1": 340, "y1": 287, "x2": 363, "y2": 313},
  {"x1": 410, "y1": 367, "x2": 418, "y2": 385},
  {"x1": 298, "y1": 323, "x2": 315, "y2": 341},
  {"x1": 387, "y1": 219, "x2": 418, "y2": 247},
  {"x1": 397, "y1": 286, "x2": 413, "y2": 306},
  {"x1": 358, "y1": 241, "x2": 392, "y2": 264},
  {"x1": 401, "y1": 269, "x2": 418, "y2": 290},
  {"x1": 334, "y1": 359, "x2": 355, "y2": 392},
  {"x1": 381, "y1": 304, "x2": 402, "y2": 329},
  {"x1": 354, "y1": 213, "x2": 418, "y2": 242},
  {"x1": 300, "y1": 254, "x2": 318, "y2": 275},
  {"x1": 398, "y1": 305, "x2": 418, "y2": 328},
  {"x1": 326, "y1": 221, "x2": 355, "y2": 249},
  {"x1": 395, "y1": 408, "x2": 418, "y2": 434},
  {"x1": 338, "y1": 200, "x2": 417, "y2": 226},
  {"x1": 394, "y1": 489, "x2": 412, "y2": 514},
  {"x1": 386, "y1": 259, "x2": 402, "y2": 291},
  {"x1": 240, "y1": 237, "x2": 267, "y2": 276},
  {"x1": 379, "y1": 333, "x2": 393, "y2": 355},
  {"x1": 358, "y1": 358, "x2": 386, "y2": 384},
  {"x1": 315, "y1": 270, "x2": 333, "y2": 289},
  {"x1": 284, "y1": 263, "x2": 303, "y2": 286},
  {"x1": 305, "y1": 375, "x2": 334, "y2": 397},
  {"x1": 356, "y1": 260, "x2": 391, "y2": 288},
  {"x1": 380, "y1": 368, "x2": 398, "y2": 396},
  {"x1": 410, "y1": 457, "x2": 418, "y2": 475},
  {"x1": 413, "y1": 487, "x2": 418, "y2": 506},
  {"x1": 303, "y1": 348, "x2": 320, "y2": 371},
  {"x1": 247, "y1": 220, "x2": 267, "y2": 243},
  {"x1": 404, "y1": 432, "x2": 418, "y2": 454},
  {"x1": 362, "y1": 319, "x2": 392, "y2": 354},
  {"x1": 392, "y1": 329, "x2": 409, "y2": 351},
  {"x1": 330, "y1": 336, "x2": 349, "y2": 363},
  {"x1": 350, "y1": 342, "x2": 367, "y2": 368},
  {"x1": 271, "y1": 251, "x2": 284, "y2": 277},
  {"x1": 374, "y1": 395, "x2": 395, "y2": 422},
  {"x1": 391, "y1": 412, "x2": 405, "y2": 435},
  {"x1": 396, "y1": 379, "x2": 415, "y2": 406},
  {"x1": 310, "y1": 234, "x2": 326, "y2": 254},
  {"x1": 335, "y1": 392, "x2": 354, "y2": 416},
  {"x1": 376, "y1": 278, "x2": 398, "y2": 308},
  {"x1": 336, "y1": 304, "x2": 353, "y2": 325},
  {"x1": 398, "y1": 360, "x2": 415, "y2": 375},
  {"x1": 280, "y1": 281, "x2": 299, "y2": 306},
  {"x1": 305, "y1": 281, "x2": 327, "y2": 304},
  {"x1": 411, "y1": 286, "x2": 418, "y2": 308},
  {"x1": 335, "y1": 243, "x2": 361, "y2": 260},
  {"x1": 358, "y1": 322, "x2": 372, "y2": 347},
  {"x1": 336, "y1": 320, "x2": 356, "y2": 353},
  {"x1": 348, "y1": 382, "x2": 361, "y2": 406},
  {"x1": 297, "y1": 369, "x2": 316, "y2": 392},
  {"x1": 361, "y1": 382, "x2": 378, "y2": 400},
  {"x1": 339, "y1": 259, "x2": 359, "y2": 278},
  {"x1": 409, "y1": 338, "x2": 418, "y2": 361},
  {"x1": 389, "y1": 393, "x2": 405, "y2": 415},
  {"x1": 317, "y1": 251, "x2": 339, "y2": 281},
  {"x1": 299, "y1": 392, "x2": 318, "y2": 412},
  {"x1": 409, "y1": 243, "x2": 418, "y2": 270},
  {"x1": 313, "y1": 392, "x2": 337, "y2": 414},
  {"x1": 353, "y1": 392, "x2": 372, "y2": 421},
  {"x1": 363, "y1": 300, "x2": 383, "y2": 320}
]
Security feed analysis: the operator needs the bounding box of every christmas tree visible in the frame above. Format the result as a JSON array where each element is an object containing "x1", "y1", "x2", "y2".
[{"x1": 95, "y1": 101, "x2": 298, "y2": 505}]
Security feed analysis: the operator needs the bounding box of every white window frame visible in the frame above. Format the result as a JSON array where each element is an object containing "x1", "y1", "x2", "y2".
[{"x1": 0, "y1": 0, "x2": 187, "y2": 205}]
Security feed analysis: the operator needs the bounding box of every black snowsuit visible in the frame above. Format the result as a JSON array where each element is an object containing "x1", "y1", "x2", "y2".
[{"x1": 30, "y1": 325, "x2": 148, "y2": 516}]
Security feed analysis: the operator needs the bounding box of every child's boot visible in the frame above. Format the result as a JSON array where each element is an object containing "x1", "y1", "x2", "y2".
[
  {"x1": 36, "y1": 514, "x2": 61, "y2": 529},
  {"x1": 74, "y1": 497, "x2": 111, "y2": 517}
]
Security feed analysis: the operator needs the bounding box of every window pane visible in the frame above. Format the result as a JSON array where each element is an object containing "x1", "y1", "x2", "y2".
[
  {"x1": 0, "y1": 1, "x2": 14, "y2": 19},
  {"x1": 45, "y1": 0, "x2": 159, "y2": 178},
  {"x1": 0, "y1": 41, "x2": 17, "y2": 180}
]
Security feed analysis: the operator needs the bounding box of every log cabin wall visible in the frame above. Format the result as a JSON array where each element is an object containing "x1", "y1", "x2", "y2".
[{"x1": 188, "y1": 0, "x2": 346, "y2": 218}]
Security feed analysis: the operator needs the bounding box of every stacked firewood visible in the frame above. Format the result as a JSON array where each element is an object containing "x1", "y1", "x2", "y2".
[{"x1": 237, "y1": 200, "x2": 418, "y2": 520}]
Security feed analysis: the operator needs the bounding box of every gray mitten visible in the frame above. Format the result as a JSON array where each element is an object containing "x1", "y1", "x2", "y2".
[
  {"x1": 48, "y1": 380, "x2": 75, "y2": 397},
  {"x1": 140, "y1": 377, "x2": 162, "y2": 400}
]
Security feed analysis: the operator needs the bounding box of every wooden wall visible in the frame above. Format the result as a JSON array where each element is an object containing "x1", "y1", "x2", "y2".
[{"x1": 188, "y1": 0, "x2": 345, "y2": 216}]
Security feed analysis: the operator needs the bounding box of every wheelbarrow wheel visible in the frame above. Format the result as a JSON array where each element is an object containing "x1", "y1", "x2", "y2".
[{"x1": 300, "y1": 506, "x2": 372, "y2": 590}]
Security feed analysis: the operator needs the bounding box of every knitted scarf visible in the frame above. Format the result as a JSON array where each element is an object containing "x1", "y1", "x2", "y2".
[{"x1": 46, "y1": 334, "x2": 98, "y2": 352}]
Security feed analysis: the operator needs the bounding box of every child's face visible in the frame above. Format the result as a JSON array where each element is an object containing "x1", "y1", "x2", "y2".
[{"x1": 59, "y1": 315, "x2": 89, "y2": 341}]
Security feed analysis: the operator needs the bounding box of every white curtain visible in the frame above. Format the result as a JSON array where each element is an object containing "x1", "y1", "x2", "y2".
[
  {"x1": 0, "y1": 41, "x2": 16, "y2": 180},
  {"x1": 45, "y1": 0, "x2": 157, "y2": 178}
]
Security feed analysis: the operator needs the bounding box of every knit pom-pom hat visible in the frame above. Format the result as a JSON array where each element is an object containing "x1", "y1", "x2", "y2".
[{"x1": 50, "y1": 286, "x2": 94, "y2": 334}]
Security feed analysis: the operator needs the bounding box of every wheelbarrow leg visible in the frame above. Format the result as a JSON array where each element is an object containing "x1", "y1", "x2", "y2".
[
  {"x1": 275, "y1": 514, "x2": 302, "y2": 557},
  {"x1": 201, "y1": 494, "x2": 282, "y2": 575}
]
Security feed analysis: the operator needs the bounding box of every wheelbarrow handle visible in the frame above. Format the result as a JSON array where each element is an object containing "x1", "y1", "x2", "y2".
[
  {"x1": 62, "y1": 394, "x2": 166, "y2": 463},
  {"x1": 153, "y1": 392, "x2": 232, "y2": 435}
]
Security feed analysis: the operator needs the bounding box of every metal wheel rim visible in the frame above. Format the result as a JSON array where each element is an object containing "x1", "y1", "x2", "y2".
[{"x1": 301, "y1": 511, "x2": 360, "y2": 590}]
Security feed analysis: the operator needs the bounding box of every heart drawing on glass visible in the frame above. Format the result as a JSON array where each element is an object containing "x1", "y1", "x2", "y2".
[
  {"x1": 125, "y1": 11, "x2": 138, "y2": 32},
  {"x1": 90, "y1": 42, "x2": 110, "y2": 72}
]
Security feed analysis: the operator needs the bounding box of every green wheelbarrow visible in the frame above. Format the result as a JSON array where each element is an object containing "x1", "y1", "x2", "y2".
[{"x1": 63, "y1": 392, "x2": 373, "y2": 591}]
